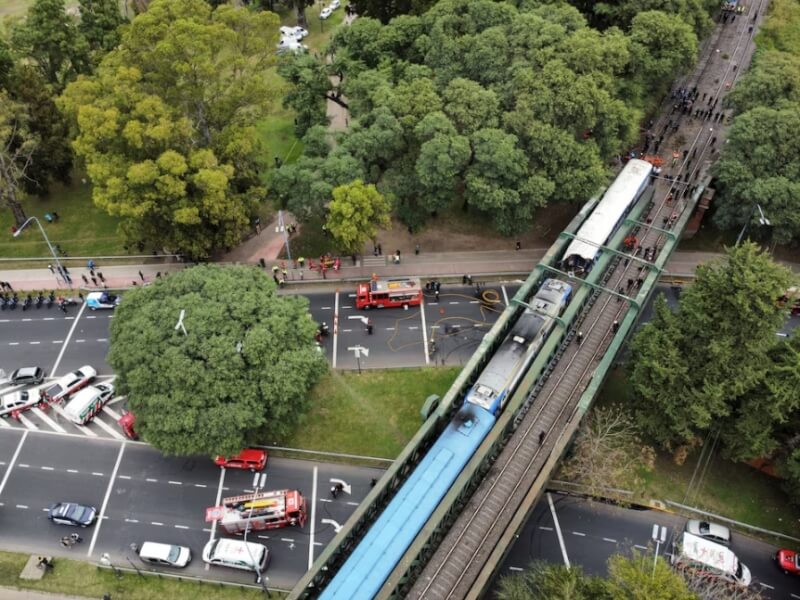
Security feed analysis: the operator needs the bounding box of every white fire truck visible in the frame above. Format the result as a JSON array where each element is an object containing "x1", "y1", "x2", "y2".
[{"x1": 205, "y1": 490, "x2": 307, "y2": 535}]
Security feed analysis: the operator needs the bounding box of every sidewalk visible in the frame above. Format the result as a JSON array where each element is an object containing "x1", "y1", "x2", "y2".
[
  {"x1": 0, "y1": 588, "x2": 90, "y2": 600},
  {"x1": 0, "y1": 249, "x2": 797, "y2": 293}
]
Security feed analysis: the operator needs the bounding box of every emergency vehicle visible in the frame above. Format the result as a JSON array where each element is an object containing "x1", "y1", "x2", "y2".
[
  {"x1": 205, "y1": 490, "x2": 306, "y2": 535},
  {"x1": 355, "y1": 277, "x2": 423, "y2": 309}
]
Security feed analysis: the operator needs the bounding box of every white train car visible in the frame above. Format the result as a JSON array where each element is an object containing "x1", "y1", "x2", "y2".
[{"x1": 563, "y1": 158, "x2": 653, "y2": 272}]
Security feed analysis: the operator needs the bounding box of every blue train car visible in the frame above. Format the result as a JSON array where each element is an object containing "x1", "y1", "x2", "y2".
[{"x1": 319, "y1": 402, "x2": 495, "y2": 599}]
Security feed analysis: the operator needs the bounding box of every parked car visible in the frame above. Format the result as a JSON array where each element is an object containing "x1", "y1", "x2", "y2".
[
  {"x1": 329, "y1": 0, "x2": 341, "y2": 9},
  {"x1": 0, "y1": 390, "x2": 40, "y2": 417},
  {"x1": 8, "y1": 366, "x2": 44, "y2": 386},
  {"x1": 280, "y1": 25, "x2": 308, "y2": 39},
  {"x1": 685, "y1": 519, "x2": 732, "y2": 546},
  {"x1": 48, "y1": 502, "x2": 97, "y2": 527},
  {"x1": 277, "y1": 38, "x2": 308, "y2": 55},
  {"x1": 214, "y1": 448, "x2": 268, "y2": 471},
  {"x1": 138, "y1": 541, "x2": 192, "y2": 568},
  {"x1": 41, "y1": 366, "x2": 96, "y2": 403},
  {"x1": 86, "y1": 292, "x2": 121, "y2": 310},
  {"x1": 776, "y1": 549, "x2": 800, "y2": 575},
  {"x1": 320, "y1": 6, "x2": 333, "y2": 19}
]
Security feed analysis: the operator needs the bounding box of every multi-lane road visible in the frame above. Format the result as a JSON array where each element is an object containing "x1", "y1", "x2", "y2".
[
  {"x1": 500, "y1": 492, "x2": 800, "y2": 599},
  {"x1": 0, "y1": 429, "x2": 384, "y2": 590}
]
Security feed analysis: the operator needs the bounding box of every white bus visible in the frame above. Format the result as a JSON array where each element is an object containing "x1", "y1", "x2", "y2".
[
  {"x1": 672, "y1": 532, "x2": 751, "y2": 587},
  {"x1": 63, "y1": 383, "x2": 114, "y2": 425}
]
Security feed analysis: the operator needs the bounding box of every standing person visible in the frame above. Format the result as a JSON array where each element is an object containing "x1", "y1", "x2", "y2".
[
  {"x1": 82, "y1": 275, "x2": 89, "y2": 285},
  {"x1": 576, "y1": 331, "x2": 583, "y2": 345},
  {"x1": 415, "y1": 243, "x2": 420, "y2": 255},
  {"x1": 298, "y1": 257, "x2": 305, "y2": 269},
  {"x1": 612, "y1": 320, "x2": 619, "y2": 333},
  {"x1": 515, "y1": 241, "x2": 521, "y2": 250},
  {"x1": 538, "y1": 431, "x2": 545, "y2": 445},
  {"x1": 97, "y1": 272, "x2": 105, "y2": 282},
  {"x1": 48, "y1": 264, "x2": 55, "y2": 274},
  {"x1": 377, "y1": 243, "x2": 382, "y2": 255},
  {"x1": 138, "y1": 270, "x2": 145, "y2": 282},
  {"x1": 91, "y1": 276, "x2": 98, "y2": 286}
]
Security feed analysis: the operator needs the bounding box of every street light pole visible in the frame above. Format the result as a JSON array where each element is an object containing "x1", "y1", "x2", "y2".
[
  {"x1": 735, "y1": 202, "x2": 770, "y2": 246},
  {"x1": 13, "y1": 216, "x2": 69, "y2": 287},
  {"x1": 275, "y1": 210, "x2": 292, "y2": 263}
]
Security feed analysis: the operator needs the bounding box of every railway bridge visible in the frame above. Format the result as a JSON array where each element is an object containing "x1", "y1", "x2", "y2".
[{"x1": 289, "y1": 3, "x2": 762, "y2": 598}]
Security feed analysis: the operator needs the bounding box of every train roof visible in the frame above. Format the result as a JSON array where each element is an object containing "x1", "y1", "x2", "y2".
[
  {"x1": 563, "y1": 159, "x2": 652, "y2": 268},
  {"x1": 319, "y1": 403, "x2": 494, "y2": 599}
]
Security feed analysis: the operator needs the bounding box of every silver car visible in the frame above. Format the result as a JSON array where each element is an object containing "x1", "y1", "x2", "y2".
[{"x1": 685, "y1": 519, "x2": 731, "y2": 546}]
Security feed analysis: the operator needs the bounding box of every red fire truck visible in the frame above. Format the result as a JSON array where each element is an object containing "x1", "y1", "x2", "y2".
[
  {"x1": 205, "y1": 490, "x2": 307, "y2": 534},
  {"x1": 355, "y1": 277, "x2": 423, "y2": 309}
]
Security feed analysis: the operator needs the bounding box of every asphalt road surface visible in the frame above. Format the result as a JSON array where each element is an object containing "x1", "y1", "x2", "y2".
[
  {"x1": 0, "y1": 429, "x2": 384, "y2": 591},
  {"x1": 499, "y1": 492, "x2": 800, "y2": 599}
]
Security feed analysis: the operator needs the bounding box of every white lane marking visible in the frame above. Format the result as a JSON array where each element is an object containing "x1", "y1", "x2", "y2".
[
  {"x1": 0, "y1": 418, "x2": 9, "y2": 428},
  {"x1": 603, "y1": 537, "x2": 617, "y2": 543},
  {"x1": 408, "y1": 326, "x2": 419, "y2": 330},
  {"x1": 321, "y1": 306, "x2": 332, "y2": 310},
  {"x1": 332, "y1": 291, "x2": 340, "y2": 369},
  {"x1": 118, "y1": 475, "x2": 131, "y2": 480},
  {"x1": 51, "y1": 404, "x2": 98, "y2": 437},
  {"x1": 86, "y1": 316, "x2": 96, "y2": 319},
  {"x1": 102, "y1": 405, "x2": 122, "y2": 421},
  {"x1": 281, "y1": 538, "x2": 294, "y2": 543},
  {"x1": 151, "y1": 522, "x2": 164, "y2": 526},
  {"x1": 347, "y1": 293, "x2": 356, "y2": 298},
  {"x1": 51, "y1": 300, "x2": 88, "y2": 376},
  {"x1": 448, "y1": 302, "x2": 459, "y2": 305},
  {"x1": 420, "y1": 296, "x2": 430, "y2": 366},
  {"x1": 75, "y1": 339, "x2": 85, "y2": 343},
  {"x1": 508, "y1": 566, "x2": 523, "y2": 572},
  {"x1": 31, "y1": 406, "x2": 67, "y2": 433},
  {"x1": 29, "y1": 341, "x2": 40, "y2": 345},
  {"x1": 547, "y1": 492, "x2": 570, "y2": 568},
  {"x1": 175, "y1": 525, "x2": 189, "y2": 530},
  {"x1": 314, "y1": 542, "x2": 323, "y2": 546},
  {"x1": 502, "y1": 285, "x2": 509, "y2": 306},
  {"x1": 308, "y1": 465, "x2": 318, "y2": 569},
  {"x1": 96, "y1": 338, "x2": 108, "y2": 342},
  {"x1": 571, "y1": 531, "x2": 586, "y2": 537},
  {"x1": 759, "y1": 583, "x2": 774, "y2": 590},
  {"x1": 8, "y1": 343, "x2": 19, "y2": 346},
  {"x1": 90, "y1": 416, "x2": 126, "y2": 440},
  {"x1": 168, "y1": 481, "x2": 182, "y2": 485},
  {"x1": 385, "y1": 327, "x2": 395, "y2": 331},
  {"x1": 91, "y1": 472, "x2": 104, "y2": 477},
  {"x1": 790, "y1": 593, "x2": 800, "y2": 599},
  {"x1": 40, "y1": 466, "x2": 54, "y2": 471},
  {"x1": 194, "y1": 484, "x2": 207, "y2": 488},
  {"x1": 319, "y1": 498, "x2": 332, "y2": 503},
  {"x1": 18, "y1": 464, "x2": 29, "y2": 468},
  {"x1": 51, "y1": 340, "x2": 63, "y2": 344},
  {"x1": 427, "y1": 302, "x2": 438, "y2": 306},
  {"x1": 125, "y1": 518, "x2": 139, "y2": 523},
  {"x1": 44, "y1": 318, "x2": 55, "y2": 321},
  {"x1": 87, "y1": 442, "x2": 125, "y2": 558},
  {"x1": 22, "y1": 319, "x2": 32, "y2": 322},
  {"x1": 206, "y1": 466, "x2": 226, "y2": 570},
  {"x1": 146, "y1": 478, "x2": 158, "y2": 483},
  {"x1": 340, "y1": 305, "x2": 352, "y2": 309},
  {"x1": 16, "y1": 504, "x2": 28, "y2": 509},
  {"x1": 17, "y1": 413, "x2": 39, "y2": 430},
  {"x1": 634, "y1": 544, "x2": 648, "y2": 550},
  {"x1": 67, "y1": 469, "x2": 78, "y2": 473}
]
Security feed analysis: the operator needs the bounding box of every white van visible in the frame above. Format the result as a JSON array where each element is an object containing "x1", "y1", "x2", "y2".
[
  {"x1": 63, "y1": 383, "x2": 114, "y2": 425},
  {"x1": 202, "y1": 538, "x2": 269, "y2": 575},
  {"x1": 672, "y1": 532, "x2": 751, "y2": 587},
  {"x1": 138, "y1": 541, "x2": 191, "y2": 568}
]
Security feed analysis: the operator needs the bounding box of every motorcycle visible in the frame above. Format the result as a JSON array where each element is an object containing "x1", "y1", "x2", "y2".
[
  {"x1": 0, "y1": 294, "x2": 6, "y2": 311},
  {"x1": 9, "y1": 295, "x2": 18, "y2": 310},
  {"x1": 22, "y1": 295, "x2": 32, "y2": 312},
  {"x1": 35, "y1": 294, "x2": 44, "y2": 309},
  {"x1": 45, "y1": 293, "x2": 55, "y2": 309}
]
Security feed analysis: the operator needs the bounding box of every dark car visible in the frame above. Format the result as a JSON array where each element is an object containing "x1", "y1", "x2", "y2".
[
  {"x1": 48, "y1": 502, "x2": 97, "y2": 527},
  {"x1": 9, "y1": 367, "x2": 44, "y2": 386}
]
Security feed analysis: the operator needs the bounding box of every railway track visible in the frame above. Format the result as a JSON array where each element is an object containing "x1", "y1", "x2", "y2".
[{"x1": 405, "y1": 4, "x2": 765, "y2": 597}]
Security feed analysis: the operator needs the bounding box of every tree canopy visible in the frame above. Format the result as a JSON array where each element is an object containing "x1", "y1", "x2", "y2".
[
  {"x1": 59, "y1": 0, "x2": 280, "y2": 258},
  {"x1": 628, "y1": 243, "x2": 795, "y2": 460},
  {"x1": 107, "y1": 264, "x2": 328, "y2": 456},
  {"x1": 274, "y1": 0, "x2": 703, "y2": 235},
  {"x1": 326, "y1": 179, "x2": 392, "y2": 253}
]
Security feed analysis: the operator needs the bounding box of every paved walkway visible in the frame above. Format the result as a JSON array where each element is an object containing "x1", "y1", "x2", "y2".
[
  {"x1": 0, "y1": 249, "x2": 797, "y2": 293},
  {"x1": 0, "y1": 588, "x2": 91, "y2": 600}
]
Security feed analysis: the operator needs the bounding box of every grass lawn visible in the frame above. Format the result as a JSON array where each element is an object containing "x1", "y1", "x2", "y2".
[
  {"x1": 0, "y1": 552, "x2": 265, "y2": 600},
  {"x1": 285, "y1": 367, "x2": 461, "y2": 458},
  {"x1": 595, "y1": 368, "x2": 800, "y2": 538},
  {"x1": 0, "y1": 177, "x2": 125, "y2": 260}
]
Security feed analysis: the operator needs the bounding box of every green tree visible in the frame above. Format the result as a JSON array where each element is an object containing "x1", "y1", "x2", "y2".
[
  {"x1": 629, "y1": 243, "x2": 794, "y2": 451},
  {"x1": 728, "y1": 51, "x2": 800, "y2": 112},
  {"x1": 326, "y1": 179, "x2": 391, "y2": 253},
  {"x1": 60, "y1": 0, "x2": 279, "y2": 258},
  {"x1": 78, "y1": 0, "x2": 127, "y2": 62},
  {"x1": 10, "y1": 0, "x2": 91, "y2": 91},
  {"x1": 108, "y1": 264, "x2": 327, "y2": 455},
  {"x1": 497, "y1": 561, "x2": 608, "y2": 600},
  {"x1": 278, "y1": 54, "x2": 332, "y2": 136},
  {"x1": 0, "y1": 46, "x2": 72, "y2": 196},
  {"x1": 606, "y1": 552, "x2": 695, "y2": 600},
  {"x1": 0, "y1": 90, "x2": 36, "y2": 226},
  {"x1": 628, "y1": 11, "x2": 697, "y2": 93},
  {"x1": 713, "y1": 105, "x2": 800, "y2": 244}
]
